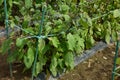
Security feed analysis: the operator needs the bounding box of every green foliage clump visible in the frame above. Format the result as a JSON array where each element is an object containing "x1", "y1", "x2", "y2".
[{"x1": 0, "y1": 0, "x2": 120, "y2": 77}]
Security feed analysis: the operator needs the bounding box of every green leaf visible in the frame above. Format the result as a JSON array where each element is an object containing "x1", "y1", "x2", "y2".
[
  {"x1": 54, "y1": 19, "x2": 63, "y2": 25},
  {"x1": 8, "y1": 0, "x2": 13, "y2": 8},
  {"x1": 24, "y1": 48, "x2": 34, "y2": 69},
  {"x1": 38, "y1": 39, "x2": 45, "y2": 52},
  {"x1": 105, "y1": 32, "x2": 110, "y2": 44},
  {"x1": 116, "y1": 58, "x2": 120, "y2": 65},
  {"x1": 67, "y1": 33, "x2": 76, "y2": 51},
  {"x1": 58, "y1": 59, "x2": 64, "y2": 69},
  {"x1": 25, "y1": 0, "x2": 32, "y2": 9},
  {"x1": 16, "y1": 38, "x2": 24, "y2": 47},
  {"x1": 38, "y1": 56, "x2": 47, "y2": 68},
  {"x1": 60, "y1": 4, "x2": 69, "y2": 12},
  {"x1": 45, "y1": 22, "x2": 52, "y2": 35},
  {"x1": 64, "y1": 52, "x2": 74, "y2": 69},
  {"x1": 86, "y1": 36, "x2": 95, "y2": 49},
  {"x1": 42, "y1": 44, "x2": 50, "y2": 54},
  {"x1": 37, "y1": 52, "x2": 47, "y2": 74},
  {"x1": 50, "y1": 55, "x2": 58, "y2": 76},
  {"x1": 113, "y1": 9, "x2": 120, "y2": 18},
  {"x1": 0, "y1": 0, "x2": 3, "y2": 5},
  {"x1": 15, "y1": 16, "x2": 20, "y2": 22},
  {"x1": 87, "y1": 16, "x2": 92, "y2": 26},
  {"x1": 63, "y1": 15, "x2": 70, "y2": 22},
  {"x1": 33, "y1": 61, "x2": 45, "y2": 77},
  {"x1": 17, "y1": 52, "x2": 24, "y2": 60},
  {"x1": 12, "y1": 1, "x2": 20, "y2": 5},
  {"x1": 49, "y1": 37, "x2": 60, "y2": 48},
  {"x1": 111, "y1": 30, "x2": 117, "y2": 41},
  {"x1": 80, "y1": 12, "x2": 89, "y2": 28},
  {"x1": 1, "y1": 39, "x2": 12, "y2": 54},
  {"x1": 10, "y1": 20, "x2": 15, "y2": 28},
  {"x1": 74, "y1": 35, "x2": 85, "y2": 54}
]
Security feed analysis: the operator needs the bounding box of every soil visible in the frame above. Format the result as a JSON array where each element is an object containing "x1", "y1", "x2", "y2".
[
  {"x1": 0, "y1": 35, "x2": 120, "y2": 80},
  {"x1": 58, "y1": 44, "x2": 120, "y2": 80}
]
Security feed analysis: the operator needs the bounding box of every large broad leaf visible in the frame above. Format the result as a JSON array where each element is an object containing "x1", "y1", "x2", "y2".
[
  {"x1": 50, "y1": 55, "x2": 58, "y2": 77},
  {"x1": 1, "y1": 39, "x2": 12, "y2": 54},
  {"x1": 24, "y1": 48, "x2": 34, "y2": 69},
  {"x1": 67, "y1": 33, "x2": 76, "y2": 51},
  {"x1": 25, "y1": 0, "x2": 32, "y2": 9},
  {"x1": 113, "y1": 9, "x2": 120, "y2": 18},
  {"x1": 49, "y1": 37, "x2": 60, "y2": 48},
  {"x1": 64, "y1": 52, "x2": 74, "y2": 69}
]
